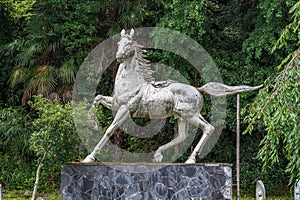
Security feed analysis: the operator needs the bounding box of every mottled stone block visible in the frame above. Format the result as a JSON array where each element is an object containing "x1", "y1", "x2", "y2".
[{"x1": 61, "y1": 163, "x2": 232, "y2": 200}]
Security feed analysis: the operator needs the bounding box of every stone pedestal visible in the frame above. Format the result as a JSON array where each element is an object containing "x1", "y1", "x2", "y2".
[{"x1": 61, "y1": 163, "x2": 232, "y2": 200}]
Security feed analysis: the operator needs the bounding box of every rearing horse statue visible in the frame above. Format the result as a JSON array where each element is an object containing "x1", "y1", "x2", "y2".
[{"x1": 83, "y1": 29, "x2": 262, "y2": 164}]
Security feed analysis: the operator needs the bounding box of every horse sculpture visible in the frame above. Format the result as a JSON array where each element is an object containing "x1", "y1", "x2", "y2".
[{"x1": 83, "y1": 29, "x2": 262, "y2": 164}]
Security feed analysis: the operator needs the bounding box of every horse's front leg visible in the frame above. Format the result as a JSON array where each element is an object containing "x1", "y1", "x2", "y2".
[
  {"x1": 83, "y1": 104, "x2": 130, "y2": 162},
  {"x1": 94, "y1": 94, "x2": 114, "y2": 110},
  {"x1": 87, "y1": 95, "x2": 114, "y2": 130}
]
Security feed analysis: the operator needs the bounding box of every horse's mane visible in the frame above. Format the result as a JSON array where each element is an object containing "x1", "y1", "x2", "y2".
[{"x1": 133, "y1": 41, "x2": 155, "y2": 82}]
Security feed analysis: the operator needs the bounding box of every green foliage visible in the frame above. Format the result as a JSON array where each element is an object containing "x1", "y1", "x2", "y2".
[
  {"x1": 101, "y1": 0, "x2": 161, "y2": 36},
  {"x1": 29, "y1": 95, "x2": 81, "y2": 164},
  {"x1": 238, "y1": 136, "x2": 289, "y2": 193},
  {"x1": 157, "y1": 0, "x2": 206, "y2": 40},
  {"x1": 27, "y1": 95, "x2": 83, "y2": 190},
  {"x1": 153, "y1": 0, "x2": 297, "y2": 191},
  {"x1": 72, "y1": 101, "x2": 112, "y2": 157},
  {"x1": 1, "y1": 0, "x2": 159, "y2": 105},
  {"x1": 0, "y1": 106, "x2": 34, "y2": 189},
  {"x1": 273, "y1": 1, "x2": 300, "y2": 51},
  {"x1": 0, "y1": 0, "x2": 35, "y2": 42},
  {"x1": 0, "y1": 96, "x2": 90, "y2": 190},
  {"x1": 244, "y1": 49, "x2": 300, "y2": 185},
  {"x1": 3, "y1": 190, "x2": 61, "y2": 199},
  {"x1": 244, "y1": 0, "x2": 300, "y2": 186},
  {"x1": 9, "y1": 62, "x2": 76, "y2": 105},
  {"x1": 30, "y1": 0, "x2": 102, "y2": 61},
  {"x1": 243, "y1": 0, "x2": 296, "y2": 60},
  {"x1": 0, "y1": 0, "x2": 34, "y2": 104},
  {"x1": 0, "y1": 107, "x2": 31, "y2": 157},
  {"x1": 0, "y1": 0, "x2": 101, "y2": 105}
]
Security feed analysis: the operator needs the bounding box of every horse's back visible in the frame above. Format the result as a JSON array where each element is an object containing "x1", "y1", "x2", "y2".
[
  {"x1": 132, "y1": 84, "x2": 174, "y2": 118},
  {"x1": 132, "y1": 83, "x2": 202, "y2": 118}
]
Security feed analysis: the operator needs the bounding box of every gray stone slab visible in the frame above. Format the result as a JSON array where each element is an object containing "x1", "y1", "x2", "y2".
[
  {"x1": 61, "y1": 163, "x2": 232, "y2": 200},
  {"x1": 256, "y1": 180, "x2": 266, "y2": 200}
]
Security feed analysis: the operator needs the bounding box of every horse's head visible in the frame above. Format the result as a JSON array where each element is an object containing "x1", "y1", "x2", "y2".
[{"x1": 116, "y1": 29, "x2": 136, "y2": 63}]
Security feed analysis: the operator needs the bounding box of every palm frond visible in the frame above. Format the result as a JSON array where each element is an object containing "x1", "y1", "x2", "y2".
[
  {"x1": 29, "y1": 65, "x2": 57, "y2": 96},
  {"x1": 32, "y1": 31, "x2": 60, "y2": 53},
  {"x1": 0, "y1": 38, "x2": 24, "y2": 57},
  {"x1": 5, "y1": 32, "x2": 60, "y2": 67},
  {"x1": 9, "y1": 67, "x2": 31, "y2": 87},
  {"x1": 58, "y1": 59, "x2": 76, "y2": 85},
  {"x1": 47, "y1": 40, "x2": 60, "y2": 53},
  {"x1": 14, "y1": 36, "x2": 48, "y2": 67},
  {"x1": 15, "y1": 44, "x2": 38, "y2": 67}
]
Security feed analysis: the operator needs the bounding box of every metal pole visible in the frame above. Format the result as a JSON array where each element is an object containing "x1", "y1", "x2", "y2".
[
  {"x1": 0, "y1": 183, "x2": 2, "y2": 200},
  {"x1": 236, "y1": 94, "x2": 240, "y2": 200}
]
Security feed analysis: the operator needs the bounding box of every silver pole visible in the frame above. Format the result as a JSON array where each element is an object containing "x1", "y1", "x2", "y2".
[
  {"x1": 236, "y1": 94, "x2": 240, "y2": 200},
  {"x1": 0, "y1": 183, "x2": 2, "y2": 200}
]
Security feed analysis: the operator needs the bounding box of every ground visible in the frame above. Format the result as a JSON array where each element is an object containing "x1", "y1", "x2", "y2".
[{"x1": 3, "y1": 190, "x2": 293, "y2": 199}]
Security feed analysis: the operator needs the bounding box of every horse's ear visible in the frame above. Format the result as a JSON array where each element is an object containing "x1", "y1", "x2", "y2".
[
  {"x1": 130, "y1": 28, "x2": 135, "y2": 38},
  {"x1": 121, "y1": 29, "x2": 126, "y2": 37}
]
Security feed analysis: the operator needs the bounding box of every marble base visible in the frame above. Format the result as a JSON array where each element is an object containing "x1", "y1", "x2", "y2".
[{"x1": 61, "y1": 163, "x2": 232, "y2": 200}]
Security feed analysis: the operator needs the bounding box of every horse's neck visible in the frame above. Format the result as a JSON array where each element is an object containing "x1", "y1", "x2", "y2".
[{"x1": 114, "y1": 56, "x2": 147, "y2": 94}]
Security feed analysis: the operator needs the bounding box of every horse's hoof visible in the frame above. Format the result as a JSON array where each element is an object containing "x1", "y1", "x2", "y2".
[
  {"x1": 154, "y1": 152, "x2": 163, "y2": 162},
  {"x1": 83, "y1": 155, "x2": 95, "y2": 163},
  {"x1": 94, "y1": 95, "x2": 103, "y2": 102},
  {"x1": 185, "y1": 157, "x2": 196, "y2": 164}
]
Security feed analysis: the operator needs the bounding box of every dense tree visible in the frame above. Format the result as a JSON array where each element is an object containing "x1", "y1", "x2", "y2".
[
  {"x1": 244, "y1": 1, "x2": 300, "y2": 185},
  {"x1": 1, "y1": 0, "x2": 101, "y2": 105},
  {"x1": 0, "y1": 0, "x2": 35, "y2": 104},
  {"x1": 28, "y1": 95, "x2": 82, "y2": 197},
  {"x1": 0, "y1": 0, "x2": 160, "y2": 105},
  {"x1": 0, "y1": 106, "x2": 34, "y2": 189}
]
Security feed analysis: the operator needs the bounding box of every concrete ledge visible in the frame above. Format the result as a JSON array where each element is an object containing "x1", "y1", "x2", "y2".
[{"x1": 61, "y1": 163, "x2": 232, "y2": 200}]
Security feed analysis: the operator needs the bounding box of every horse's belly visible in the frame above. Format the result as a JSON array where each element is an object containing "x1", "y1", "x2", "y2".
[
  {"x1": 168, "y1": 83, "x2": 203, "y2": 116},
  {"x1": 132, "y1": 87, "x2": 174, "y2": 118}
]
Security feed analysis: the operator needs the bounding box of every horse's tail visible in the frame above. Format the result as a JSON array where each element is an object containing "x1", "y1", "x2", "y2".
[{"x1": 197, "y1": 82, "x2": 263, "y2": 97}]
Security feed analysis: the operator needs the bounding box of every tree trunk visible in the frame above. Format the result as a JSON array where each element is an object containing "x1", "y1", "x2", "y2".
[{"x1": 32, "y1": 152, "x2": 46, "y2": 200}]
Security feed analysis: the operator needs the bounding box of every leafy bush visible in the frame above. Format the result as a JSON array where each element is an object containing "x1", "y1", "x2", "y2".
[
  {"x1": 0, "y1": 96, "x2": 86, "y2": 191},
  {"x1": 29, "y1": 96, "x2": 81, "y2": 164},
  {"x1": 0, "y1": 106, "x2": 34, "y2": 190}
]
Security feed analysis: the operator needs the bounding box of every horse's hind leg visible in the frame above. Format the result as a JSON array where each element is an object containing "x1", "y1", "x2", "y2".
[
  {"x1": 83, "y1": 105, "x2": 129, "y2": 162},
  {"x1": 154, "y1": 119, "x2": 188, "y2": 162},
  {"x1": 185, "y1": 114, "x2": 215, "y2": 164}
]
